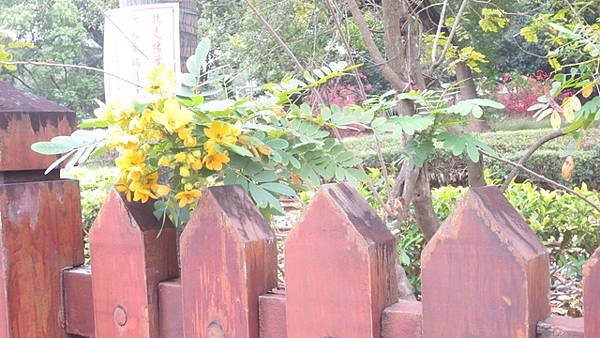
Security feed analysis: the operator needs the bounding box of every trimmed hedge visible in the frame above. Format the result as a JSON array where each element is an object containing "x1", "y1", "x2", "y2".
[{"x1": 345, "y1": 128, "x2": 600, "y2": 189}]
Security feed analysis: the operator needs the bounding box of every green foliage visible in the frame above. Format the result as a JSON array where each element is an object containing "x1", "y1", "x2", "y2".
[
  {"x1": 62, "y1": 166, "x2": 119, "y2": 231},
  {"x1": 345, "y1": 128, "x2": 600, "y2": 188},
  {"x1": 0, "y1": 0, "x2": 111, "y2": 120},
  {"x1": 478, "y1": 8, "x2": 509, "y2": 33}
]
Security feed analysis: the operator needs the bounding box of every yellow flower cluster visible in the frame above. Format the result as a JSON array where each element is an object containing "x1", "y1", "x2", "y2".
[
  {"x1": 96, "y1": 66, "x2": 251, "y2": 210},
  {"x1": 203, "y1": 121, "x2": 240, "y2": 171}
]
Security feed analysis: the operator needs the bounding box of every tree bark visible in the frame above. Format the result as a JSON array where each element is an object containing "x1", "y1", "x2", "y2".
[
  {"x1": 413, "y1": 166, "x2": 439, "y2": 241},
  {"x1": 119, "y1": 0, "x2": 198, "y2": 72},
  {"x1": 455, "y1": 60, "x2": 487, "y2": 187},
  {"x1": 455, "y1": 61, "x2": 490, "y2": 132}
]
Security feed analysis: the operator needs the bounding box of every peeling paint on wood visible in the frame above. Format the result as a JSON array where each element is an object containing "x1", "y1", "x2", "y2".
[{"x1": 0, "y1": 180, "x2": 83, "y2": 338}]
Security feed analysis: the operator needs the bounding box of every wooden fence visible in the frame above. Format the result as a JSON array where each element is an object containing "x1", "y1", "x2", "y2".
[{"x1": 1, "y1": 102, "x2": 599, "y2": 338}]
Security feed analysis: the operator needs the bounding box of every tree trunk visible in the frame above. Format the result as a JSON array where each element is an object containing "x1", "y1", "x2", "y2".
[
  {"x1": 456, "y1": 61, "x2": 490, "y2": 132},
  {"x1": 119, "y1": 0, "x2": 198, "y2": 72},
  {"x1": 456, "y1": 60, "x2": 487, "y2": 187}
]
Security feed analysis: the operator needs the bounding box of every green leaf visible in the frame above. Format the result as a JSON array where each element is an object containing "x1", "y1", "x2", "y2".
[
  {"x1": 260, "y1": 182, "x2": 296, "y2": 196},
  {"x1": 253, "y1": 171, "x2": 278, "y2": 183},
  {"x1": 249, "y1": 183, "x2": 279, "y2": 209},
  {"x1": 439, "y1": 132, "x2": 466, "y2": 156},
  {"x1": 31, "y1": 141, "x2": 74, "y2": 155},
  {"x1": 44, "y1": 149, "x2": 76, "y2": 175},
  {"x1": 266, "y1": 138, "x2": 289, "y2": 150},
  {"x1": 78, "y1": 119, "x2": 111, "y2": 129},
  {"x1": 228, "y1": 144, "x2": 254, "y2": 157}
]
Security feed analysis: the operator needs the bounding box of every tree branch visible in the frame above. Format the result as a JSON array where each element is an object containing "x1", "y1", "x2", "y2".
[
  {"x1": 500, "y1": 129, "x2": 567, "y2": 191},
  {"x1": 345, "y1": 0, "x2": 408, "y2": 91},
  {"x1": 428, "y1": 0, "x2": 468, "y2": 72},
  {"x1": 430, "y1": 0, "x2": 448, "y2": 64},
  {"x1": 480, "y1": 149, "x2": 600, "y2": 213},
  {"x1": 0, "y1": 60, "x2": 143, "y2": 88}
]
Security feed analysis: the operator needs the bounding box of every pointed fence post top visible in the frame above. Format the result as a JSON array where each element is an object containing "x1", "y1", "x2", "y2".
[
  {"x1": 288, "y1": 182, "x2": 395, "y2": 246},
  {"x1": 285, "y1": 183, "x2": 399, "y2": 338},
  {"x1": 421, "y1": 186, "x2": 550, "y2": 338},
  {"x1": 422, "y1": 186, "x2": 547, "y2": 265},
  {"x1": 179, "y1": 184, "x2": 277, "y2": 338},
  {"x1": 181, "y1": 185, "x2": 274, "y2": 245},
  {"x1": 90, "y1": 188, "x2": 171, "y2": 237}
]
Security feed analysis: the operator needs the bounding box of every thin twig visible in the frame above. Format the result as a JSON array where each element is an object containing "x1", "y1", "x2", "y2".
[
  {"x1": 500, "y1": 129, "x2": 567, "y2": 191},
  {"x1": 429, "y1": 0, "x2": 468, "y2": 72},
  {"x1": 481, "y1": 149, "x2": 600, "y2": 213},
  {"x1": 430, "y1": 0, "x2": 448, "y2": 64},
  {"x1": 0, "y1": 60, "x2": 143, "y2": 88}
]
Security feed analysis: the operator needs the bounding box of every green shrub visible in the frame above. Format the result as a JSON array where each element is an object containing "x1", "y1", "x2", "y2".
[
  {"x1": 345, "y1": 128, "x2": 600, "y2": 188},
  {"x1": 63, "y1": 166, "x2": 119, "y2": 231}
]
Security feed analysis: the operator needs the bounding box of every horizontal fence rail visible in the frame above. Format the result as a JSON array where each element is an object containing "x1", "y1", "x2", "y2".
[{"x1": 0, "y1": 108, "x2": 598, "y2": 338}]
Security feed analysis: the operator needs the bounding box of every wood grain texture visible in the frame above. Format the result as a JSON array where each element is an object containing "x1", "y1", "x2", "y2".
[
  {"x1": 284, "y1": 183, "x2": 399, "y2": 338},
  {"x1": 382, "y1": 300, "x2": 422, "y2": 337},
  {"x1": 584, "y1": 246, "x2": 600, "y2": 337},
  {"x1": 0, "y1": 81, "x2": 75, "y2": 172},
  {"x1": 0, "y1": 180, "x2": 84, "y2": 338},
  {"x1": 63, "y1": 266, "x2": 94, "y2": 337},
  {"x1": 537, "y1": 315, "x2": 583, "y2": 338},
  {"x1": 259, "y1": 291, "x2": 287, "y2": 338},
  {"x1": 158, "y1": 278, "x2": 183, "y2": 338},
  {"x1": 421, "y1": 186, "x2": 550, "y2": 338},
  {"x1": 90, "y1": 188, "x2": 178, "y2": 338},
  {"x1": 180, "y1": 185, "x2": 277, "y2": 338}
]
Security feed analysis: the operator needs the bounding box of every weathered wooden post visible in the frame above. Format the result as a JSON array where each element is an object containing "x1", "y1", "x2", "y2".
[
  {"x1": 180, "y1": 185, "x2": 278, "y2": 338},
  {"x1": 421, "y1": 186, "x2": 550, "y2": 338},
  {"x1": 0, "y1": 82, "x2": 83, "y2": 337},
  {"x1": 89, "y1": 189, "x2": 178, "y2": 338},
  {"x1": 285, "y1": 183, "x2": 400, "y2": 338},
  {"x1": 584, "y1": 246, "x2": 600, "y2": 336}
]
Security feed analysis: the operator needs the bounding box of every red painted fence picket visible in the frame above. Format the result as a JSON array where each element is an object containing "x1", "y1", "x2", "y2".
[
  {"x1": 284, "y1": 183, "x2": 399, "y2": 338},
  {"x1": 89, "y1": 189, "x2": 178, "y2": 338},
  {"x1": 421, "y1": 186, "x2": 550, "y2": 338},
  {"x1": 180, "y1": 185, "x2": 277, "y2": 338},
  {"x1": 585, "y1": 247, "x2": 600, "y2": 337}
]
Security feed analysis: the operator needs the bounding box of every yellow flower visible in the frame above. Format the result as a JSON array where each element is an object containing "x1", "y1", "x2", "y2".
[
  {"x1": 175, "y1": 152, "x2": 187, "y2": 162},
  {"x1": 204, "y1": 121, "x2": 240, "y2": 145},
  {"x1": 175, "y1": 189, "x2": 202, "y2": 207},
  {"x1": 203, "y1": 150, "x2": 230, "y2": 171},
  {"x1": 180, "y1": 166, "x2": 191, "y2": 177},
  {"x1": 115, "y1": 174, "x2": 133, "y2": 201},
  {"x1": 191, "y1": 159, "x2": 202, "y2": 170},
  {"x1": 148, "y1": 173, "x2": 170, "y2": 197},
  {"x1": 178, "y1": 128, "x2": 197, "y2": 147},
  {"x1": 131, "y1": 186, "x2": 154, "y2": 203},
  {"x1": 126, "y1": 165, "x2": 145, "y2": 182},
  {"x1": 151, "y1": 98, "x2": 192, "y2": 133},
  {"x1": 158, "y1": 156, "x2": 172, "y2": 167},
  {"x1": 115, "y1": 149, "x2": 145, "y2": 169},
  {"x1": 153, "y1": 184, "x2": 171, "y2": 197},
  {"x1": 146, "y1": 64, "x2": 177, "y2": 95}
]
